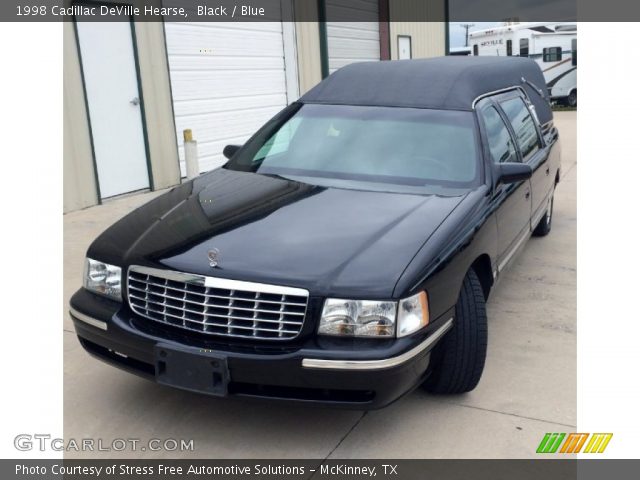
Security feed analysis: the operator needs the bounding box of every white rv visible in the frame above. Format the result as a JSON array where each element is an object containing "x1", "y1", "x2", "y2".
[{"x1": 469, "y1": 22, "x2": 577, "y2": 106}]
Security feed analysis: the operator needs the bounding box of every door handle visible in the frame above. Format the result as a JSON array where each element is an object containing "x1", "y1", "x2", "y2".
[
  {"x1": 545, "y1": 167, "x2": 550, "y2": 175},
  {"x1": 129, "y1": 97, "x2": 140, "y2": 106},
  {"x1": 525, "y1": 191, "x2": 530, "y2": 199}
]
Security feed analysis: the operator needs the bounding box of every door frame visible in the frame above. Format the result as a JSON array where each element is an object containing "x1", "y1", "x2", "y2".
[
  {"x1": 72, "y1": 4, "x2": 154, "y2": 201},
  {"x1": 475, "y1": 95, "x2": 533, "y2": 274}
]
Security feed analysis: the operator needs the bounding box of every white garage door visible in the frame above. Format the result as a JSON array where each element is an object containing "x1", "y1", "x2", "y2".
[
  {"x1": 326, "y1": 0, "x2": 381, "y2": 73},
  {"x1": 165, "y1": 21, "x2": 298, "y2": 175}
]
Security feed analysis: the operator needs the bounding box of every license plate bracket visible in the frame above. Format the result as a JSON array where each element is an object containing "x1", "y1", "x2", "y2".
[{"x1": 154, "y1": 344, "x2": 229, "y2": 396}]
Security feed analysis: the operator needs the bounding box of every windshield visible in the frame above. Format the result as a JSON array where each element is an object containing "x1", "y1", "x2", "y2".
[{"x1": 225, "y1": 103, "x2": 481, "y2": 192}]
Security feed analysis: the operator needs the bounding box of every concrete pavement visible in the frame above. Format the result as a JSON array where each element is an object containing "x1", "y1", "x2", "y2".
[{"x1": 63, "y1": 111, "x2": 576, "y2": 459}]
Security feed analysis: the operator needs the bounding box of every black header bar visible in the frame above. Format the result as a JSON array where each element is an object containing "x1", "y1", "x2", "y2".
[
  {"x1": 0, "y1": 0, "x2": 606, "y2": 23},
  {"x1": 3, "y1": 459, "x2": 640, "y2": 480}
]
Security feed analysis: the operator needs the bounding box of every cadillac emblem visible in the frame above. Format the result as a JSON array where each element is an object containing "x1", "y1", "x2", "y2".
[{"x1": 207, "y1": 248, "x2": 220, "y2": 268}]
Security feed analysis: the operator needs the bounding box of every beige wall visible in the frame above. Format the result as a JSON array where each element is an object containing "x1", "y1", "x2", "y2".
[
  {"x1": 389, "y1": 0, "x2": 446, "y2": 59},
  {"x1": 390, "y1": 22, "x2": 446, "y2": 59},
  {"x1": 294, "y1": 0, "x2": 322, "y2": 95},
  {"x1": 293, "y1": 1, "x2": 446, "y2": 94},
  {"x1": 295, "y1": 26, "x2": 445, "y2": 95},
  {"x1": 63, "y1": 22, "x2": 98, "y2": 213},
  {"x1": 134, "y1": 22, "x2": 181, "y2": 190},
  {"x1": 295, "y1": 22, "x2": 323, "y2": 95}
]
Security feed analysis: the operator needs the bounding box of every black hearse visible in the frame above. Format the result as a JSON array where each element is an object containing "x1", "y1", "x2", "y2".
[{"x1": 70, "y1": 57, "x2": 561, "y2": 409}]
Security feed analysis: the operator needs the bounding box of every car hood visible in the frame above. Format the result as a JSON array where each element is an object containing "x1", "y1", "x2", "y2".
[{"x1": 92, "y1": 169, "x2": 467, "y2": 298}]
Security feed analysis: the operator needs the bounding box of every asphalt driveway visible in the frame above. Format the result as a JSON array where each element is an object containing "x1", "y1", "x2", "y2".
[{"x1": 63, "y1": 111, "x2": 576, "y2": 459}]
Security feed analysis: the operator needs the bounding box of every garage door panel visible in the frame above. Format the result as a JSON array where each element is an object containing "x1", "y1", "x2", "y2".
[
  {"x1": 165, "y1": 23, "x2": 285, "y2": 58},
  {"x1": 327, "y1": 22, "x2": 380, "y2": 69},
  {"x1": 177, "y1": 150, "x2": 228, "y2": 174},
  {"x1": 173, "y1": 93, "x2": 287, "y2": 117},
  {"x1": 165, "y1": 20, "x2": 283, "y2": 34},
  {"x1": 168, "y1": 54, "x2": 284, "y2": 72},
  {"x1": 326, "y1": 0, "x2": 380, "y2": 18},
  {"x1": 174, "y1": 105, "x2": 283, "y2": 146},
  {"x1": 185, "y1": 21, "x2": 283, "y2": 33},
  {"x1": 174, "y1": 104, "x2": 284, "y2": 174},
  {"x1": 327, "y1": 36, "x2": 381, "y2": 57},
  {"x1": 327, "y1": 23, "x2": 380, "y2": 42},
  {"x1": 197, "y1": 155, "x2": 227, "y2": 173},
  {"x1": 326, "y1": 1, "x2": 380, "y2": 74},
  {"x1": 329, "y1": 57, "x2": 369, "y2": 72},
  {"x1": 189, "y1": 125, "x2": 268, "y2": 163},
  {"x1": 169, "y1": 70, "x2": 287, "y2": 101},
  {"x1": 166, "y1": 20, "x2": 291, "y2": 175}
]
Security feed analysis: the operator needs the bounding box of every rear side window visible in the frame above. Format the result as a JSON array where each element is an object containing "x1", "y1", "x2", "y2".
[
  {"x1": 571, "y1": 39, "x2": 577, "y2": 66},
  {"x1": 480, "y1": 106, "x2": 517, "y2": 164},
  {"x1": 499, "y1": 97, "x2": 540, "y2": 159},
  {"x1": 519, "y1": 38, "x2": 529, "y2": 57},
  {"x1": 543, "y1": 47, "x2": 562, "y2": 62}
]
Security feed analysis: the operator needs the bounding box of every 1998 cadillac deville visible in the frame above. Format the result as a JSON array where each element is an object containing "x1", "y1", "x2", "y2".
[{"x1": 70, "y1": 57, "x2": 561, "y2": 409}]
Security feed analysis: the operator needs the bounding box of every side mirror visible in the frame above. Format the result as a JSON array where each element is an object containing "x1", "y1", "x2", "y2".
[
  {"x1": 497, "y1": 162, "x2": 532, "y2": 184},
  {"x1": 223, "y1": 144, "x2": 241, "y2": 159}
]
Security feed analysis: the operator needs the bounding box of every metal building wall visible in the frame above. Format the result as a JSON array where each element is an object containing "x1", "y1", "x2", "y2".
[
  {"x1": 135, "y1": 23, "x2": 181, "y2": 190},
  {"x1": 63, "y1": 3, "x2": 446, "y2": 212},
  {"x1": 389, "y1": 0, "x2": 446, "y2": 59},
  {"x1": 63, "y1": 21, "x2": 179, "y2": 212},
  {"x1": 63, "y1": 22, "x2": 98, "y2": 213}
]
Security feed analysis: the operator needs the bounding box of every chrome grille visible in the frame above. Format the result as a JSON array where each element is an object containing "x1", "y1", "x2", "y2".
[{"x1": 127, "y1": 266, "x2": 308, "y2": 340}]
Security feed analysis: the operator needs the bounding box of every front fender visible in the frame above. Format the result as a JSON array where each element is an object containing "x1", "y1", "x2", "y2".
[{"x1": 393, "y1": 187, "x2": 498, "y2": 319}]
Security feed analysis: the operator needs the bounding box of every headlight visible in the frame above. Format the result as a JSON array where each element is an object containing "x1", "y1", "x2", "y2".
[
  {"x1": 83, "y1": 258, "x2": 122, "y2": 301},
  {"x1": 319, "y1": 292, "x2": 429, "y2": 338},
  {"x1": 397, "y1": 291, "x2": 429, "y2": 337},
  {"x1": 319, "y1": 299, "x2": 396, "y2": 337}
]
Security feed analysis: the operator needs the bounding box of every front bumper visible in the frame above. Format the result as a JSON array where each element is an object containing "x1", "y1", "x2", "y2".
[{"x1": 70, "y1": 288, "x2": 453, "y2": 409}]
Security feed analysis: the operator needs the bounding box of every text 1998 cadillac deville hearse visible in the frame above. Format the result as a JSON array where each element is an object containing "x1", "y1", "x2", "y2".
[{"x1": 70, "y1": 57, "x2": 560, "y2": 409}]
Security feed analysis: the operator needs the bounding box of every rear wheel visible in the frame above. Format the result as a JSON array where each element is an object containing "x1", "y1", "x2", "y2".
[
  {"x1": 533, "y1": 193, "x2": 554, "y2": 237},
  {"x1": 566, "y1": 90, "x2": 577, "y2": 107},
  {"x1": 424, "y1": 269, "x2": 488, "y2": 394}
]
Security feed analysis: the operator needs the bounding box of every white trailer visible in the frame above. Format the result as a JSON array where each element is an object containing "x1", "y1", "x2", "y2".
[{"x1": 469, "y1": 22, "x2": 577, "y2": 106}]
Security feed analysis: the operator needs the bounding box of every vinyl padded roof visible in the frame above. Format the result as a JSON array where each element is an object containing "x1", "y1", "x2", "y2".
[{"x1": 300, "y1": 56, "x2": 553, "y2": 125}]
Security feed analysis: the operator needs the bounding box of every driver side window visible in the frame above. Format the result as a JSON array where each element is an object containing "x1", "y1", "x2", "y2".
[{"x1": 480, "y1": 106, "x2": 518, "y2": 164}]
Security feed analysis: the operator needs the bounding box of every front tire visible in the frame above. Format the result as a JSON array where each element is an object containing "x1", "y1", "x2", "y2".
[{"x1": 424, "y1": 269, "x2": 488, "y2": 394}]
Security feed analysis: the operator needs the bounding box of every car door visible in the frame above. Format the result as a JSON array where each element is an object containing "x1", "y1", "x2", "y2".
[
  {"x1": 497, "y1": 93, "x2": 551, "y2": 228},
  {"x1": 477, "y1": 98, "x2": 532, "y2": 271}
]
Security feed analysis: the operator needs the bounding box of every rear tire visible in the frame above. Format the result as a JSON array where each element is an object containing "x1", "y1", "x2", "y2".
[
  {"x1": 566, "y1": 90, "x2": 577, "y2": 107},
  {"x1": 424, "y1": 269, "x2": 488, "y2": 394},
  {"x1": 533, "y1": 193, "x2": 554, "y2": 237}
]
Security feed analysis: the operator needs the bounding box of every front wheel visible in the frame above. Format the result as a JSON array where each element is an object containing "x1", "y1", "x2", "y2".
[{"x1": 423, "y1": 269, "x2": 488, "y2": 394}]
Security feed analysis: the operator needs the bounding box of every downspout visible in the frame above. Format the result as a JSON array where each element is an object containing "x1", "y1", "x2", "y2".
[
  {"x1": 444, "y1": 0, "x2": 450, "y2": 55},
  {"x1": 318, "y1": 0, "x2": 329, "y2": 78}
]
